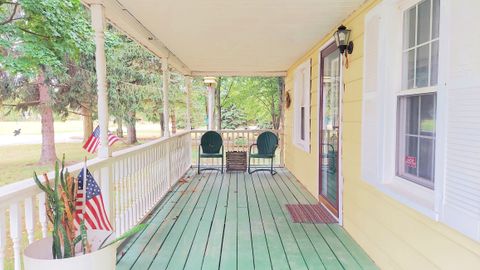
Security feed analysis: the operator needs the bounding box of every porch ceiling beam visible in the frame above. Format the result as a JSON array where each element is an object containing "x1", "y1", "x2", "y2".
[
  {"x1": 191, "y1": 71, "x2": 287, "y2": 77},
  {"x1": 81, "y1": 0, "x2": 191, "y2": 75}
]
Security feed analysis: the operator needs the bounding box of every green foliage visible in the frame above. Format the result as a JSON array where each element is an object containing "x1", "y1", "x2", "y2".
[
  {"x1": 0, "y1": 0, "x2": 95, "y2": 120},
  {"x1": 0, "y1": 0, "x2": 92, "y2": 76},
  {"x1": 33, "y1": 154, "x2": 147, "y2": 259},
  {"x1": 33, "y1": 155, "x2": 81, "y2": 259},
  {"x1": 190, "y1": 77, "x2": 209, "y2": 128},
  {"x1": 219, "y1": 77, "x2": 281, "y2": 129},
  {"x1": 106, "y1": 30, "x2": 162, "y2": 126},
  {"x1": 221, "y1": 104, "x2": 246, "y2": 129},
  {"x1": 99, "y1": 223, "x2": 147, "y2": 250}
]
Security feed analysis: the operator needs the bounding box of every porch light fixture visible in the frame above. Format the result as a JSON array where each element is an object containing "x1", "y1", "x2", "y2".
[
  {"x1": 333, "y1": 25, "x2": 354, "y2": 55},
  {"x1": 203, "y1": 77, "x2": 217, "y2": 87}
]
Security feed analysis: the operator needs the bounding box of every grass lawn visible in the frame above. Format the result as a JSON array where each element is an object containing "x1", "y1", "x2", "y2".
[{"x1": 0, "y1": 141, "x2": 139, "y2": 186}]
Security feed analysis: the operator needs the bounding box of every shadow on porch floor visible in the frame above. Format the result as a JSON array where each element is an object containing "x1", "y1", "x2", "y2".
[{"x1": 116, "y1": 169, "x2": 378, "y2": 270}]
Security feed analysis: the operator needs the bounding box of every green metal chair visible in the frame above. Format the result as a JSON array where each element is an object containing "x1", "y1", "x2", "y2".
[
  {"x1": 248, "y1": 131, "x2": 278, "y2": 175},
  {"x1": 321, "y1": 143, "x2": 337, "y2": 174},
  {"x1": 198, "y1": 131, "x2": 224, "y2": 173}
]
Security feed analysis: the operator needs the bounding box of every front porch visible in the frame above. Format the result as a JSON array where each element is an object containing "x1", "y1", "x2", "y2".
[{"x1": 116, "y1": 169, "x2": 377, "y2": 270}]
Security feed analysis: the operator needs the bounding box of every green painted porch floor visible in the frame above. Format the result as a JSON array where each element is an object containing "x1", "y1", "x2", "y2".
[{"x1": 116, "y1": 169, "x2": 378, "y2": 270}]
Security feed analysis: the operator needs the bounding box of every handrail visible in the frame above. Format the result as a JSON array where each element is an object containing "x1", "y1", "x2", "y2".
[
  {"x1": 0, "y1": 131, "x2": 192, "y2": 270},
  {"x1": 0, "y1": 131, "x2": 190, "y2": 208}
]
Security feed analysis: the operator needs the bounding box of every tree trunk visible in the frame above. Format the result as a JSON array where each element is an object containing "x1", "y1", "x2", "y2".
[
  {"x1": 127, "y1": 112, "x2": 137, "y2": 144},
  {"x1": 271, "y1": 96, "x2": 276, "y2": 129},
  {"x1": 215, "y1": 78, "x2": 222, "y2": 130},
  {"x1": 204, "y1": 95, "x2": 209, "y2": 129},
  {"x1": 127, "y1": 122, "x2": 137, "y2": 144},
  {"x1": 38, "y1": 68, "x2": 57, "y2": 165},
  {"x1": 171, "y1": 108, "x2": 177, "y2": 134},
  {"x1": 274, "y1": 77, "x2": 285, "y2": 130},
  {"x1": 160, "y1": 113, "x2": 165, "y2": 137},
  {"x1": 116, "y1": 117, "x2": 124, "y2": 138},
  {"x1": 81, "y1": 104, "x2": 93, "y2": 142}
]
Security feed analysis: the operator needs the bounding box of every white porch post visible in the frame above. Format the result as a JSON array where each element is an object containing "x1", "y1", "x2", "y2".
[
  {"x1": 91, "y1": 4, "x2": 113, "y2": 226},
  {"x1": 203, "y1": 77, "x2": 217, "y2": 130},
  {"x1": 91, "y1": 4, "x2": 110, "y2": 158},
  {"x1": 207, "y1": 86, "x2": 214, "y2": 130},
  {"x1": 185, "y1": 76, "x2": 192, "y2": 130},
  {"x1": 162, "y1": 58, "x2": 170, "y2": 137}
]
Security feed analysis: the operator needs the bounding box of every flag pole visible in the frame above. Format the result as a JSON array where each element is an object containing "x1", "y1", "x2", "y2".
[{"x1": 82, "y1": 157, "x2": 87, "y2": 218}]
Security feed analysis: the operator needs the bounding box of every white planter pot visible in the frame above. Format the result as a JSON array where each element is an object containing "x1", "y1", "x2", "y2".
[{"x1": 23, "y1": 230, "x2": 117, "y2": 270}]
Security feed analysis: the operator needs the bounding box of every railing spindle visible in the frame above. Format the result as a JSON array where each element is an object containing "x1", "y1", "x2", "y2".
[
  {"x1": 0, "y1": 208, "x2": 5, "y2": 270},
  {"x1": 24, "y1": 197, "x2": 35, "y2": 244},
  {"x1": 37, "y1": 193, "x2": 48, "y2": 239},
  {"x1": 9, "y1": 203, "x2": 21, "y2": 270}
]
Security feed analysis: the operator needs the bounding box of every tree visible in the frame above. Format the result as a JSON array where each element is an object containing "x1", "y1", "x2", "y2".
[
  {"x1": 189, "y1": 77, "x2": 208, "y2": 129},
  {"x1": 221, "y1": 104, "x2": 246, "y2": 129},
  {"x1": 53, "y1": 54, "x2": 97, "y2": 142},
  {"x1": 106, "y1": 31, "x2": 162, "y2": 144},
  {"x1": 219, "y1": 77, "x2": 281, "y2": 129},
  {"x1": 168, "y1": 72, "x2": 186, "y2": 134},
  {"x1": 0, "y1": 0, "x2": 92, "y2": 164},
  {"x1": 215, "y1": 77, "x2": 222, "y2": 130}
]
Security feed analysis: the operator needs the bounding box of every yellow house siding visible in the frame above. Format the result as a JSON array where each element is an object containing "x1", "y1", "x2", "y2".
[
  {"x1": 284, "y1": 65, "x2": 318, "y2": 196},
  {"x1": 284, "y1": 0, "x2": 480, "y2": 269}
]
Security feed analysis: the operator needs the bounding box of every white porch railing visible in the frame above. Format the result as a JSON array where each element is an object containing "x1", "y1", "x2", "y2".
[
  {"x1": 0, "y1": 131, "x2": 191, "y2": 270},
  {"x1": 191, "y1": 129, "x2": 284, "y2": 168}
]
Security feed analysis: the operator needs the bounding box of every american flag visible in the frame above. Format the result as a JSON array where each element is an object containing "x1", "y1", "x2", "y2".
[
  {"x1": 74, "y1": 168, "x2": 113, "y2": 231},
  {"x1": 83, "y1": 126, "x2": 120, "y2": 153}
]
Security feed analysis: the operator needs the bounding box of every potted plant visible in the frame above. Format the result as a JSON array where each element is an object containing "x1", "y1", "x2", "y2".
[{"x1": 23, "y1": 156, "x2": 143, "y2": 270}]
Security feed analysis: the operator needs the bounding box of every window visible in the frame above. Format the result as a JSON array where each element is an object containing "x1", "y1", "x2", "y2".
[
  {"x1": 402, "y1": 0, "x2": 440, "y2": 89},
  {"x1": 397, "y1": 93, "x2": 436, "y2": 188},
  {"x1": 293, "y1": 59, "x2": 311, "y2": 152},
  {"x1": 397, "y1": 0, "x2": 439, "y2": 188}
]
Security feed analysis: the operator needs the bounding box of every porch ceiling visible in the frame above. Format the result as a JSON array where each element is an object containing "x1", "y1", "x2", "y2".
[{"x1": 84, "y1": 0, "x2": 365, "y2": 76}]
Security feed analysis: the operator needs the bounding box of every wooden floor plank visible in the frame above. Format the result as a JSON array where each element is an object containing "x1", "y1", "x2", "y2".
[
  {"x1": 182, "y1": 173, "x2": 227, "y2": 270},
  {"x1": 251, "y1": 172, "x2": 293, "y2": 270},
  {"x1": 244, "y1": 172, "x2": 273, "y2": 270},
  {"x1": 117, "y1": 173, "x2": 200, "y2": 269},
  {"x1": 129, "y1": 173, "x2": 213, "y2": 269},
  {"x1": 165, "y1": 173, "x2": 224, "y2": 270},
  {"x1": 273, "y1": 171, "x2": 343, "y2": 270},
  {"x1": 219, "y1": 172, "x2": 238, "y2": 270},
  {"x1": 236, "y1": 173, "x2": 255, "y2": 270},
  {"x1": 148, "y1": 172, "x2": 218, "y2": 269},
  {"x1": 201, "y1": 173, "x2": 231, "y2": 269}
]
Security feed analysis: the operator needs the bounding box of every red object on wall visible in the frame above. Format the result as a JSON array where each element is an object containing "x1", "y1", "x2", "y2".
[{"x1": 405, "y1": 156, "x2": 417, "y2": 168}]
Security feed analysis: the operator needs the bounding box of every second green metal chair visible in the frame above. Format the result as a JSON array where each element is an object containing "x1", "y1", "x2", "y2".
[{"x1": 248, "y1": 131, "x2": 278, "y2": 175}]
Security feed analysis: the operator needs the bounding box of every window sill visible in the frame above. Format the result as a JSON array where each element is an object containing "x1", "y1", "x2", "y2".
[
  {"x1": 293, "y1": 140, "x2": 310, "y2": 153},
  {"x1": 375, "y1": 177, "x2": 439, "y2": 220}
]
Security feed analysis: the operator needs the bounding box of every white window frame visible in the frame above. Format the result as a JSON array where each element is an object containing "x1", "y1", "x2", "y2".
[
  {"x1": 362, "y1": 0, "x2": 448, "y2": 220},
  {"x1": 396, "y1": 0, "x2": 440, "y2": 189},
  {"x1": 293, "y1": 59, "x2": 311, "y2": 152}
]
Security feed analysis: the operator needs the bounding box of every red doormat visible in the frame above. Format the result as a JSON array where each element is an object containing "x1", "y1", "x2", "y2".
[{"x1": 285, "y1": 204, "x2": 337, "y2": 224}]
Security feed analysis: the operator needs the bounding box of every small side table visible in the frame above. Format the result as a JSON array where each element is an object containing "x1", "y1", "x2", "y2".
[{"x1": 226, "y1": 151, "x2": 247, "y2": 172}]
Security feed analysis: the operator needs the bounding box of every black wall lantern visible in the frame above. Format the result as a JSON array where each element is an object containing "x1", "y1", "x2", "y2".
[{"x1": 333, "y1": 25, "x2": 354, "y2": 55}]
